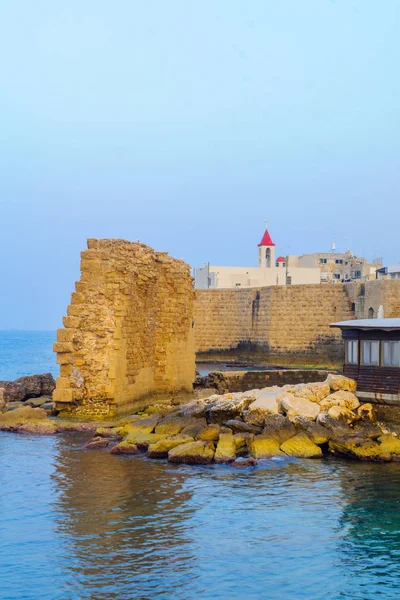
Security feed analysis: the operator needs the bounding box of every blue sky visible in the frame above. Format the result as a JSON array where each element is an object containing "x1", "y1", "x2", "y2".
[{"x1": 1, "y1": 0, "x2": 399, "y2": 329}]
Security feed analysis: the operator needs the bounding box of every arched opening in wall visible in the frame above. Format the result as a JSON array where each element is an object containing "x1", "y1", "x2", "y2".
[
  {"x1": 266, "y1": 248, "x2": 271, "y2": 268},
  {"x1": 351, "y1": 303, "x2": 356, "y2": 312},
  {"x1": 368, "y1": 307, "x2": 375, "y2": 319}
]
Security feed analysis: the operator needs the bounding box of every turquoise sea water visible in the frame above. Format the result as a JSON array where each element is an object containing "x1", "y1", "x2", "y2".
[
  {"x1": 1, "y1": 332, "x2": 400, "y2": 599},
  {"x1": 0, "y1": 330, "x2": 57, "y2": 380}
]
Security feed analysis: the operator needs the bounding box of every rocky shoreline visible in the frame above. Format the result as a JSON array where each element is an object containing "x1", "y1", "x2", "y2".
[
  {"x1": 0, "y1": 373, "x2": 56, "y2": 413},
  {"x1": 1, "y1": 374, "x2": 400, "y2": 463}
]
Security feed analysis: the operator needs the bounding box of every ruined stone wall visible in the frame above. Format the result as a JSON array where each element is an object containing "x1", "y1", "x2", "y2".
[
  {"x1": 345, "y1": 280, "x2": 400, "y2": 319},
  {"x1": 53, "y1": 239, "x2": 195, "y2": 417}
]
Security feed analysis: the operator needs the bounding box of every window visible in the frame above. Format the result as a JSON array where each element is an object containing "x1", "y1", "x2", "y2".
[
  {"x1": 382, "y1": 341, "x2": 400, "y2": 367},
  {"x1": 235, "y1": 283, "x2": 241, "y2": 287},
  {"x1": 346, "y1": 340, "x2": 358, "y2": 364},
  {"x1": 320, "y1": 258, "x2": 327, "y2": 264},
  {"x1": 335, "y1": 259, "x2": 343, "y2": 264},
  {"x1": 334, "y1": 273, "x2": 341, "y2": 280},
  {"x1": 286, "y1": 276, "x2": 292, "y2": 285},
  {"x1": 368, "y1": 307, "x2": 374, "y2": 319},
  {"x1": 353, "y1": 270, "x2": 362, "y2": 279},
  {"x1": 321, "y1": 272, "x2": 328, "y2": 282},
  {"x1": 362, "y1": 340, "x2": 379, "y2": 365}
]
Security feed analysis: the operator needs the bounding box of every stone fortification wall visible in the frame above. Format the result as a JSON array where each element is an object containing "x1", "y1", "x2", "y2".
[
  {"x1": 195, "y1": 284, "x2": 353, "y2": 364},
  {"x1": 53, "y1": 239, "x2": 195, "y2": 417},
  {"x1": 346, "y1": 280, "x2": 400, "y2": 319}
]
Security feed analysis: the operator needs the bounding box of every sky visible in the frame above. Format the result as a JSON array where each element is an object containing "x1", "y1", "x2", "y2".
[{"x1": 0, "y1": 0, "x2": 399, "y2": 329}]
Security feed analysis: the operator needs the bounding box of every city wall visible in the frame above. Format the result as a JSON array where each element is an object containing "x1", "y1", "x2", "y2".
[
  {"x1": 194, "y1": 280, "x2": 400, "y2": 365},
  {"x1": 53, "y1": 239, "x2": 195, "y2": 417}
]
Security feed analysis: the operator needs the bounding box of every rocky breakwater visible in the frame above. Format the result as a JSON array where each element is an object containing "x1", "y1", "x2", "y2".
[
  {"x1": 83, "y1": 374, "x2": 400, "y2": 464},
  {"x1": 0, "y1": 374, "x2": 56, "y2": 414}
]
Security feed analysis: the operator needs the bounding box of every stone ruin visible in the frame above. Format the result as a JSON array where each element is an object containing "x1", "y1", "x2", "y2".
[{"x1": 53, "y1": 239, "x2": 195, "y2": 417}]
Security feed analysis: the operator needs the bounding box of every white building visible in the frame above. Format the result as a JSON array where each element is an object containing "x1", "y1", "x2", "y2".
[
  {"x1": 194, "y1": 225, "x2": 321, "y2": 289},
  {"x1": 376, "y1": 264, "x2": 400, "y2": 280}
]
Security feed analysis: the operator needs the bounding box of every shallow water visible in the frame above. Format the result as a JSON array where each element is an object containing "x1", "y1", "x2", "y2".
[{"x1": 1, "y1": 432, "x2": 400, "y2": 600}]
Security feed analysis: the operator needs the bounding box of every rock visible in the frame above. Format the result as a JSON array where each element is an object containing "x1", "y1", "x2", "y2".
[
  {"x1": 378, "y1": 435, "x2": 400, "y2": 455},
  {"x1": 180, "y1": 418, "x2": 208, "y2": 438},
  {"x1": 280, "y1": 433, "x2": 323, "y2": 458},
  {"x1": 279, "y1": 393, "x2": 320, "y2": 421},
  {"x1": 25, "y1": 396, "x2": 49, "y2": 408},
  {"x1": 232, "y1": 457, "x2": 258, "y2": 468},
  {"x1": 317, "y1": 412, "x2": 356, "y2": 437},
  {"x1": 95, "y1": 426, "x2": 126, "y2": 439},
  {"x1": 233, "y1": 432, "x2": 253, "y2": 453},
  {"x1": 358, "y1": 403, "x2": 375, "y2": 421},
  {"x1": 6, "y1": 402, "x2": 25, "y2": 411},
  {"x1": 224, "y1": 420, "x2": 262, "y2": 434},
  {"x1": 85, "y1": 437, "x2": 109, "y2": 449},
  {"x1": 214, "y1": 433, "x2": 236, "y2": 463},
  {"x1": 327, "y1": 406, "x2": 359, "y2": 424},
  {"x1": 154, "y1": 414, "x2": 197, "y2": 436},
  {"x1": 168, "y1": 441, "x2": 215, "y2": 464},
  {"x1": 352, "y1": 421, "x2": 383, "y2": 439},
  {"x1": 249, "y1": 435, "x2": 284, "y2": 458},
  {"x1": 0, "y1": 381, "x2": 25, "y2": 402},
  {"x1": 123, "y1": 432, "x2": 167, "y2": 451},
  {"x1": 196, "y1": 424, "x2": 220, "y2": 441},
  {"x1": 329, "y1": 436, "x2": 389, "y2": 460},
  {"x1": 143, "y1": 404, "x2": 173, "y2": 415},
  {"x1": 123, "y1": 415, "x2": 161, "y2": 435},
  {"x1": 291, "y1": 382, "x2": 331, "y2": 404},
  {"x1": 291, "y1": 416, "x2": 330, "y2": 444},
  {"x1": 110, "y1": 440, "x2": 139, "y2": 454},
  {"x1": 326, "y1": 374, "x2": 357, "y2": 393},
  {"x1": 262, "y1": 414, "x2": 296, "y2": 444},
  {"x1": 40, "y1": 402, "x2": 55, "y2": 413},
  {"x1": 147, "y1": 434, "x2": 194, "y2": 458},
  {"x1": 245, "y1": 392, "x2": 282, "y2": 426},
  {"x1": 0, "y1": 406, "x2": 58, "y2": 434},
  {"x1": 320, "y1": 390, "x2": 360, "y2": 412},
  {"x1": 206, "y1": 392, "x2": 256, "y2": 424},
  {"x1": 0, "y1": 388, "x2": 5, "y2": 414},
  {"x1": 14, "y1": 373, "x2": 56, "y2": 398}
]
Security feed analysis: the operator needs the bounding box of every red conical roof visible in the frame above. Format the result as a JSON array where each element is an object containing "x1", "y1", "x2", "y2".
[
  {"x1": 258, "y1": 229, "x2": 275, "y2": 247},
  {"x1": 276, "y1": 256, "x2": 285, "y2": 262}
]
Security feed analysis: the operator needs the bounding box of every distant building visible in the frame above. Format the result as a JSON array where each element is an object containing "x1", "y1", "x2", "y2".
[
  {"x1": 297, "y1": 250, "x2": 382, "y2": 284},
  {"x1": 195, "y1": 223, "x2": 382, "y2": 290},
  {"x1": 376, "y1": 264, "x2": 400, "y2": 280},
  {"x1": 194, "y1": 224, "x2": 320, "y2": 289}
]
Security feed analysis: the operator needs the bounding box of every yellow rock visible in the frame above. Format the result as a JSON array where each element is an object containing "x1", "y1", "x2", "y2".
[
  {"x1": 215, "y1": 433, "x2": 236, "y2": 463},
  {"x1": 320, "y1": 390, "x2": 360, "y2": 411},
  {"x1": 155, "y1": 415, "x2": 198, "y2": 436},
  {"x1": 147, "y1": 434, "x2": 194, "y2": 458},
  {"x1": 327, "y1": 406, "x2": 359, "y2": 424},
  {"x1": 249, "y1": 435, "x2": 284, "y2": 458},
  {"x1": 357, "y1": 403, "x2": 375, "y2": 421},
  {"x1": 294, "y1": 382, "x2": 331, "y2": 404},
  {"x1": 280, "y1": 433, "x2": 322, "y2": 458},
  {"x1": 329, "y1": 437, "x2": 390, "y2": 460},
  {"x1": 196, "y1": 424, "x2": 220, "y2": 441},
  {"x1": 378, "y1": 435, "x2": 400, "y2": 455},
  {"x1": 326, "y1": 374, "x2": 357, "y2": 393},
  {"x1": 168, "y1": 441, "x2": 215, "y2": 464}
]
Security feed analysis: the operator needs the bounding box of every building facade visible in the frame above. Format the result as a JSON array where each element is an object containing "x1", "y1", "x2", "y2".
[{"x1": 376, "y1": 264, "x2": 400, "y2": 281}]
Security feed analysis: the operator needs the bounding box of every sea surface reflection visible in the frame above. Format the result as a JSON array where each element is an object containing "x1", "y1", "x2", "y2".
[{"x1": 1, "y1": 432, "x2": 400, "y2": 599}]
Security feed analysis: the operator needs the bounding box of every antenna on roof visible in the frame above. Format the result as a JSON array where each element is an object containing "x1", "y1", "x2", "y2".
[{"x1": 331, "y1": 242, "x2": 336, "y2": 253}]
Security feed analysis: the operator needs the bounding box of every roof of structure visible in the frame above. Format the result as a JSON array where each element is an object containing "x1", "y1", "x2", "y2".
[
  {"x1": 330, "y1": 318, "x2": 400, "y2": 331},
  {"x1": 258, "y1": 229, "x2": 275, "y2": 247},
  {"x1": 276, "y1": 256, "x2": 285, "y2": 262}
]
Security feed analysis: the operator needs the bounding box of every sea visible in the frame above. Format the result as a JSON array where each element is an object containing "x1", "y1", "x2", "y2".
[{"x1": 1, "y1": 330, "x2": 400, "y2": 600}]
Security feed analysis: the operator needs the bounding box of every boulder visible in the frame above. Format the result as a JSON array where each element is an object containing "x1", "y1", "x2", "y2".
[
  {"x1": 122, "y1": 432, "x2": 166, "y2": 451},
  {"x1": 249, "y1": 435, "x2": 284, "y2": 458},
  {"x1": 85, "y1": 437, "x2": 109, "y2": 449},
  {"x1": 329, "y1": 436, "x2": 390, "y2": 460},
  {"x1": 232, "y1": 457, "x2": 258, "y2": 468},
  {"x1": 320, "y1": 390, "x2": 360, "y2": 412},
  {"x1": 224, "y1": 420, "x2": 262, "y2": 434},
  {"x1": 262, "y1": 414, "x2": 296, "y2": 444},
  {"x1": 327, "y1": 406, "x2": 359, "y2": 424},
  {"x1": 292, "y1": 382, "x2": 331, "y2": 404},
  {"x1": 279, "y1": 393, "x2": 320, "y2": 421},
  {"x1": 110, "y1": 440, "x2": 139, "y2": 455},
  {"x1": 25, "y1": 396, "x2": 49, "y2": 408},
  {"x1": 245, "y1": 392, "x2": 282, "y2": 426},
  {"x1": 0, "y1": 406, "x2": 58, "y2": 434},
  {"x1": 352, "y1": 421, "x2": 383, "y2": 440},
  {"x1": 214, "y1": 433, "x2": 236, "y2": 463},
  {"x1": 155, "y1": 415, "x2": 198, "y2": 436},
  {"x1": 206, "y1": 392, "x2": 256, "y2": 424},
  {"x1": 14, "y1": 373, "x2": 56, "y2": 398},
  {"x1": 124, "y1": 415, "x2": 161, "y2": 436},
  {"x1": 357, "y1": 403, "x2": 375, "y2": 421},
  {"x1": 180, "y1": 418, "x2": 207, "y2": 438},
  {"x1": 317, "y1": 412, "x2": 356, "y2": 437},
  {"x1": 95, "y1": 426, "x2": 126, "y2": 439},
  {"x1": 196, "y1": 424, "x2": 220, "y2": 441},
  {"x1": 378, "y1": 435, "x2": 400, "y2": 455},
  {"x1": 168, "y1": 441, "x2": 215, "y2": 465},
  {"x1": 233, "y1": 432, "x2": 253, "y2": 454},
  {"x1": 0, "y1": 381, "x2": 25, "y2": 402},
  {"x1": 326, "y1": 374, "x2": 357, "y2": 393},
  {"x1": 6, "y1": 402, "x2": 25, "y2": 411},
  {"x1": 280, "y1": 433, "x2": 323, "y2": 458},
  {"x1": 147, "y1": 434, "x2": 194, "y2": 459},
  {"x1": 291, "y1": 416, "x2": 330, "y2": 445}
]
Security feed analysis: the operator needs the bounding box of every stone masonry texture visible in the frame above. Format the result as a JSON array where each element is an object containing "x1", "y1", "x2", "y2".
[
  {"x1": 53, "y1": 239, "x2": 195, "y2": 417},
  {"x1": 194, "y1": 281, "x2": 400, "y2": 365}
]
